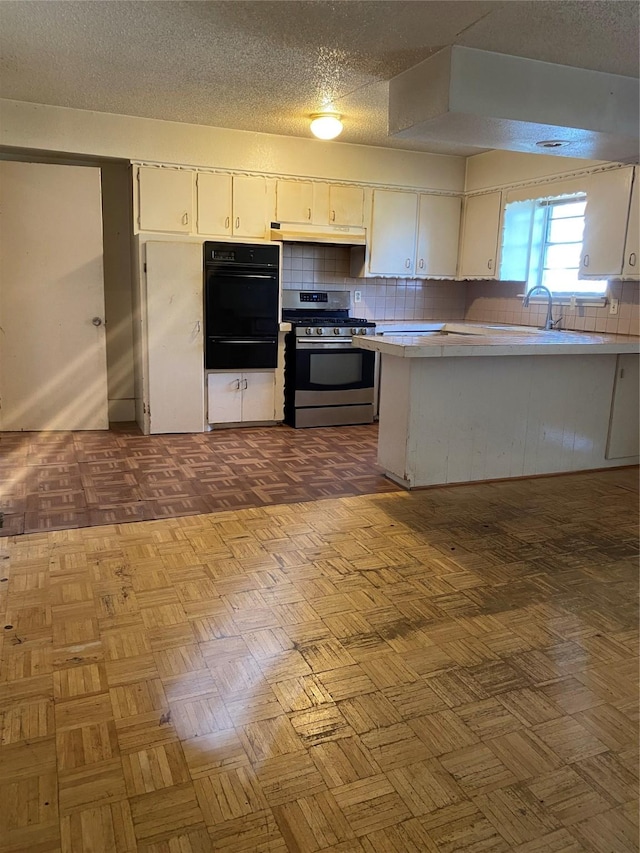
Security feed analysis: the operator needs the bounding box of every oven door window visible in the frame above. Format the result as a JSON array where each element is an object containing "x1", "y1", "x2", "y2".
[
  {"x1": 296, "y1": 347, "x2": 374, "y2": 391},
  {"x1": 205, "y1": 270, "x2": 279, "y2": 337}
]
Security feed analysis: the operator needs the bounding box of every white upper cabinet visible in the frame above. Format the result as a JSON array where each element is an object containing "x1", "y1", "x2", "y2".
[
  {"x1": 197, "y1": 173, "x2": 267, "y2": 238},
  {"x1": 581, "y1": 167, "x2": 634, "y2": 278},
  {"x1": 328, "y1": 185, "x2": 364, "y2": 227},
  {"x1": 233, "y1": 175, "x2": 268, "y2": 238},
  {"x1": 458, "y1": 191, "x2": 502, "y2": 279},
  {"x1": 415, "y1": 194, "x2": 461, "y2": 277},
  {"x1": 138, "y1": 167, "x2": 195, "y2": 233},
  {"x1": 276, "y1": 180, "x2": 313, "y2": 222},
  {"x1": 197, "y1": 172, "x2": 233, "y2": 236},
  {"x1": 368, "y1": 190, "x2": 418, "y2": 276},
  {"x1": 622, "y1": 168, "x2": 639, "y2": 280}
]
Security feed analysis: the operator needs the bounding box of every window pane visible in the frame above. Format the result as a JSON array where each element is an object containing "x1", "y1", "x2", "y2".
[
  {"x1": 548, "y1": 217, "x2": 584, "y2": 243},
  {"x1": 545, "y1": 243, "x2": 581, "y2": 269},
  {"x1": 550, "y1": 200, "x2": 586, "y2": 218},
  {"x1": 542, "y1": 269, "x2": 580, "y2": 290}
]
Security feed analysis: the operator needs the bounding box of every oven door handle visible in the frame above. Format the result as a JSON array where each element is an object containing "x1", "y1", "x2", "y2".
[{"x1": 296, "y1": 340, "x2": 354, "y2": 350}]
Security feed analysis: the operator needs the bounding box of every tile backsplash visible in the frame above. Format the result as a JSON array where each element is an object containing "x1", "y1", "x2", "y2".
[
  {"x1": 282, "y1": 244, "x2": 466, "y2": 322},
  {"x1": 281, "y1": 245, "x2": 640, "y2": 334},
  {"x1": 464, "y1": 280, "x2": 640, "y2": 336}
]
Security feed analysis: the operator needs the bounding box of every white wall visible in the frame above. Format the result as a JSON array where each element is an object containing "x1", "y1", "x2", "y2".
[
  {"x1": 465, "y1": 149, "x2": 606, "y2": 193},
  {"x1": 0, "y1": 99, "x2": 466, "y2": 191}
]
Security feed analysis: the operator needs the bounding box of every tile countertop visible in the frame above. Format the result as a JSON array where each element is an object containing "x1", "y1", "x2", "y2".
[{"x1": 354, "y1": 322, "x2": 640, "y2": 358}]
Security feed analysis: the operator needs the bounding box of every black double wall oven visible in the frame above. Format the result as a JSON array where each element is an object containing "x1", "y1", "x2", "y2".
[{"x1": 204, "y1": 242, "x2": 280, "y2": 370}]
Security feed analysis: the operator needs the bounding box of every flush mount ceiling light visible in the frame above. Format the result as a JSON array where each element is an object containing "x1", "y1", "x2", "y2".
[
  {"x1": 536, "y1": 140, "x2": 570, "y2": 149},
  {"x1": 310, "y1": 112, "x2": 343, "y2": 140}
]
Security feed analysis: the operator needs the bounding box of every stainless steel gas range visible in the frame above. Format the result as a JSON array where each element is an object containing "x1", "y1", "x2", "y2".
[{"x1": 282, "y1": 291, "x2": 376, "y2": 428}]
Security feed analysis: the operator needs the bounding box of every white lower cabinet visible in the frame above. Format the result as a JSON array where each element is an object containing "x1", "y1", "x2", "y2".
[
  {"x1": 606, "y1": 354, "x2": 640, "y2": 459},
  {"x1": 208, "y1": 372, "x2": 275, "y2": 424}
]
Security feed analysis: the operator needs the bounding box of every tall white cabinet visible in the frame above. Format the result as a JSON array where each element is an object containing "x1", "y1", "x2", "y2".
[{"x1": 144, "y1": 241, "x2": 205, "y2": 433}]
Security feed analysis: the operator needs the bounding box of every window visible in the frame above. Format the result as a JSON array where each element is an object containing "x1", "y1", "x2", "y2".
[{"x1": 527, "y1": 196, "x2": 607, "y2": 297}]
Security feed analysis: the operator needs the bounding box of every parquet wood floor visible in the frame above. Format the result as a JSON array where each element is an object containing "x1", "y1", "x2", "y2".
[
  {"x1": 0, "y1": 424, "x2": 397, "y2": 537},
  {"x1": 0, "y1": 466, "x2": 638, "y2": 852}
]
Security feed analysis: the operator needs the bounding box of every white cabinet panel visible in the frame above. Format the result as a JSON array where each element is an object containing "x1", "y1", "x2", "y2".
[
  {"x1": 276, "y1": 180, "x2": 313, "y2": 222},
  {"x1": 242, "y1": 372, "x2": 275, "y2": 421},
  {"x1": 207, "y1": 373, "x2": 242, "y2": 423},
  {"x1": 369, "y1": 190, "x2": 418, "y2": 276},
  {"x1": 233, "y1": 175, "x2": 267, "y2": 238},
  {"x1": 622, "y1": 169, "x2": 639, "y2": 280},
  {"x1": 146, "y1": 242, "x2": 204, "y2": 434},
  {"x1": 208, "y1": 371, "x2": 275, "y2": 424},
  {"x1": 581, "y1": 167, "x2": 634, "y2": 278},
  {"x1": 458, "y1": 192, "x2": 502, "y2": 279},
  {"x1": 138, "y1": 167, "x2": 194, "y2": 233},
  {"x1": 329, "y1": 185, "x2": 364, "y2": 227},
  {"x1": 606, "y1": 354, "x2": 639, "y2": 459},
  {"x1": 197, "y1": 172, "x2": 232, "y2": 236},
  {"x1": 197, "y1": 173, "x2": 266, "y2": 238},
  {"x1": 416, "y1": 194, "x2": 461, "y2": 277}
]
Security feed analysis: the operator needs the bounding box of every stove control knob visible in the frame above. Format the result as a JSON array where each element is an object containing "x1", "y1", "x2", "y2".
[
  {"x1": 316, "y1": 327, "x2": 324, "y2": 335},
  {"x1": 359, "y1": 328, "x2": 367, "y2": 335},
  {"x1": 333, "y1": 327, "x2": 341, "y2": 335},
  {"x1": 305, "y1": 328, "x2": 312, "y2": 335},
  {"x1": 351, "y1": 327, "x2": 358, "y2": 335}
]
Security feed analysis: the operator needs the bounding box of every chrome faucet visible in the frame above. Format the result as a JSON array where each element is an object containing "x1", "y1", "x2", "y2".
[{"x1": 522, "y1": 285, "x2": 559, "y2": 331}]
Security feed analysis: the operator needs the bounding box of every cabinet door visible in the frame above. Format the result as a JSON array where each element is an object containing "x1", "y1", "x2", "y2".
[
  {"x1": 606, "y1": 355, "x2": 639, "y2": 459},
  {"x1": 207, "y1": 373, "x2": 242, "y2": 423},
  {"x1": 329, "y1": 185, "x2": 364, "y2": 227},
  {"x1": 368, "y1": 190, "x2": 418, "y2": 276},
  {"x1": 416, "y1": 195, "x2": 461, "y2": 277},
  {"x1": 622, "y1": 169, "x2": 639, "y2": 279},
  {"x1": 276, "y1": 180, "x2": 313, "y2": 222},
  {"x1": 581, "y1": 167, "x2": 634, "y2": 277},
  {"x1": 242, "y1": 372, "x2": 275, "y2": 421},
  {"x1": 458, "y1": 192, "x2": 501, "y2": 278},
  {"x1": 138, "y1": 167, "x2": 194, "y2": 232},
  {"x1": 146, "y1": 242, "x2": 204, "y2": 433},
  {"x1": 197, "y1": 173, "x2": 232, "y2": 236},
  {"x1": 233, "y1": 175, "x2": 267, "y2": 238}
]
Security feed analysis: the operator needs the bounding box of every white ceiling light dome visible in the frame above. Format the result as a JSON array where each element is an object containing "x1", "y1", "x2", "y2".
[{"x1": 310, "y1": 112, "x2": 343, "y2": 140}]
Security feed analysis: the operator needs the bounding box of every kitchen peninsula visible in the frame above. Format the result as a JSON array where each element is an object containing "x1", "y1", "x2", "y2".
[{"x1": 354, "y1": 324, "x2": 640, "y2": 488}]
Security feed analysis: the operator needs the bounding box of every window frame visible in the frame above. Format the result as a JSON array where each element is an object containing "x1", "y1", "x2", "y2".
[{"x1": 527, "y1": 194, "x2": 608, "y2": 300}]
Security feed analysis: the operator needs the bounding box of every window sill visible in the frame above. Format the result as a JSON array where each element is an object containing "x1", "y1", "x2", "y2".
[{"x1": 517, "y1": 295, "x2": 607, "y2": 308}]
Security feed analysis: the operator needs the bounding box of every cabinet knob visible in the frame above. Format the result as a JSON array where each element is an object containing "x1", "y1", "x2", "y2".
[
  {"x1": 225, "y1": 216, "x2": 230, "y2": 229},
  {"x1": 629, "y1": 252, "x2": 637, "y2": 267},
  {"x1": 419, "y1": 259, "x2": 424, "y2": 269},
  {"x1": 243, "y1": 378, "x2": 248, "y2": 390},
  {"x1": 487, "y1": 258, "x2": 493, "y2": 271},
  {"x1": 234, "y1": 379, "x2": 240, "y2": 390},
  {"x1": 91, "y1": 317, "x2": 103, "y2": 327},
  {"x1": 182, "y1": 212, "x2": 189, "y2": 226},
  {"x1": 583, "y1": 253, "x2": 590, "y2": 268},
  {"x1": 307, "y1": 208, "x2": 312, "y2": 220},
  {"x1": 331, "y1": 210, "x2": 336, "y2": 222},
  {"x1": 405, "y1": 258, "x2": 411, "y2": 268},
  {"x1": 235, "y1": 217, "x2": 240, "y2": 229}
]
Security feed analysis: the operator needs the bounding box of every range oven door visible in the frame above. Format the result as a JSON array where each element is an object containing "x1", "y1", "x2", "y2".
[
  {"x1": 292, "y1": 340, "x2": 375, "y2": 406},
  {"x1": 284, "y1": 339, "x2": 375, "y2": 427}
]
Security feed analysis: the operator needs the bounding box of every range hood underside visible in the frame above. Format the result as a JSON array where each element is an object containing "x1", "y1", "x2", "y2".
[{"x1": 270, "y1": 223, "x2": 366, "y2": 246}]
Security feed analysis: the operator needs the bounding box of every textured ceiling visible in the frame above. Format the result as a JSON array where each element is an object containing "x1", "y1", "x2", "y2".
[{"x1": 0, "y1": 1, "x2": 638, "y2": 157}]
